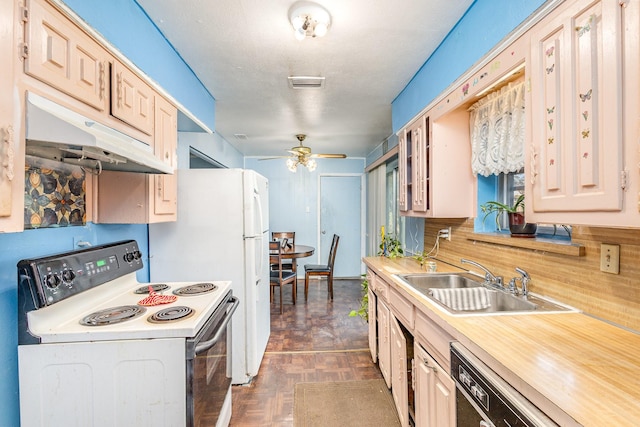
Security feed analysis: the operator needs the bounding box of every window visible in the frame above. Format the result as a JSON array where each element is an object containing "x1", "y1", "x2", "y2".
[
  {"x1": 385, "y1": 159, "x2": 405, "y2": 241},
  {"x1": 496, "y1": 169, "x2": 571, "y2": 240}
]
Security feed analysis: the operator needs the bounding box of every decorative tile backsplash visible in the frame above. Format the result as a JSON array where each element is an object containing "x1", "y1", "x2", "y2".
[{"x1": 24, "y1": 162, "x2": 86, "y2": 229}]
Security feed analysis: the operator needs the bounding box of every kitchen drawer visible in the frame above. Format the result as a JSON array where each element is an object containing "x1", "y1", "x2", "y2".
[
  {"x1": 373, "y1": 273, "x2": 389, "y2": 301},
  {"x1": 415, "y1": 309, "x2": 452, "y2": 369},
  {"x1": 389, "y1": 286, "x2": 414, "y2": 329}
]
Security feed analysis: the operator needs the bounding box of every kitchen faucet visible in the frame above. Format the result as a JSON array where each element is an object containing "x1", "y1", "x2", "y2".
[
  {"x1": 507, "y1": 267, "x2": 531, "y2": 296},
  {"x1": 460, "y1": 258, "x2": 503, "y2": 288}
]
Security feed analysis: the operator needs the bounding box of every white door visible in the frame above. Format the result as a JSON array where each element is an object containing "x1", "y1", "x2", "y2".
[{"x1": 319, "y1": 175, "x2": 362, "y2": 277}]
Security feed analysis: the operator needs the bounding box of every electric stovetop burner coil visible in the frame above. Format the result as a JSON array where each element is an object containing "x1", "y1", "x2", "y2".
[
  {"x1": 134, "y1": 284, "x2": 170, "y2": 294},
  {"x1": 148, "y1": 306, "x2": 194, "y2": 323},
  {"x1": 81, "y1": 305, "x2": 147, "y2": 326},
  {"x1": 173, "y1": 282, "x2": 218, "y2": 296}
]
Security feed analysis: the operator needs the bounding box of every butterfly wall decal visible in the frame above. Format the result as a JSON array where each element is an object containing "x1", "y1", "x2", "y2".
[{"x1": 579, "y1": 89, "x2": 592, "y2": 102}]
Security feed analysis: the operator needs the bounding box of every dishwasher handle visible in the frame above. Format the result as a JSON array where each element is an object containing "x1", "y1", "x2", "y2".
[{"x1": 194, "y1": 296, "x2": 239, "y2": 354}]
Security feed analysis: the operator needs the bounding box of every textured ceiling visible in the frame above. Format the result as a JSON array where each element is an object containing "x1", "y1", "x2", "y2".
[{"x1": 136, "y1": 0, "x2": 473, "y2": 158}]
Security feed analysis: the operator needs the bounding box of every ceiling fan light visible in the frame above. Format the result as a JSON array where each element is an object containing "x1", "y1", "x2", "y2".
[
  {"x1": 306, "y1": 159, "x2": 317, "y2": 171},
  {"x1": 286, "y1": 157, "x2": 298, "y2": 172}
]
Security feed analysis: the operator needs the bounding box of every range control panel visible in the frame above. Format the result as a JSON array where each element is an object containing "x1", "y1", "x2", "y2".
[{"x1": 18, "y1": 240, "x2": 143, "y2": 308}]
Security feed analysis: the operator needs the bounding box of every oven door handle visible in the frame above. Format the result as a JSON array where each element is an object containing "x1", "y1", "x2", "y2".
[{"x1": 195, "y1": 296, "x2": 239, "y2": 354}]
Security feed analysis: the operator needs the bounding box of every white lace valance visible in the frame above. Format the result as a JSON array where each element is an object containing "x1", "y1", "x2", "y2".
[{"x1": 469, "y1": 81, "x2": 525, "y2": 177}]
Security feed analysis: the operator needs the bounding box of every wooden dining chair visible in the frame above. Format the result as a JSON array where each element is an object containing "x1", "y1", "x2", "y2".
[
  {"x1": 269, "y1": 241, "x2": 297, "y2": 314},
  {"x1": 271, "y1": 231, "x2": 296, "y2": 273},
  {"x1": 304, "y1": 234, "x2": 339, "y2": 301}
]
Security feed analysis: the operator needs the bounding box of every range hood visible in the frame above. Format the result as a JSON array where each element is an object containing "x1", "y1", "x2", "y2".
[{"x1": 25, "y1": 92, "x2": 173, "y2": 174}]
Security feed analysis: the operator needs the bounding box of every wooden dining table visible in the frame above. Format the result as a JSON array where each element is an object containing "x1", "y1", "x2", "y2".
[{"x1": 278, "y1": 244, "x2": 315, "y2": 260}]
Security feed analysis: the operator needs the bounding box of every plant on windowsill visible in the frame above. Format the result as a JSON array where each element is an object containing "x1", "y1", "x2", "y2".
[
  {"x1": 480, "y1": 194, "x2": 537, "y2": 238},
  {"x1": 349, "y1": 274, "x2": 369, "y2": 321}
]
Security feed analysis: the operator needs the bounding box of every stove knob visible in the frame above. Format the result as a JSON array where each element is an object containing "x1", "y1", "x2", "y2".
[
  {"x1": 133, "y1": 250, "x2": 142, "y2": 260},
  {"x1": 124, "y1": 252, "x2": 135, "y2": 263},
  {"x1": 61, "y1": 269, "x2": 76, "y2": 283},
  {"x1": 45, "y1": 273, "x2": 61, "y2": 288}
]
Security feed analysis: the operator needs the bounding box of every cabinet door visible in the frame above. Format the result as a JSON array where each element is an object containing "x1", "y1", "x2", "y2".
[
  {"x1": 152, "y1": 96, "x2": 177, "y2": 217},
  {"x1": 398, "y1": 129, "x2": 409, "y2": 211},
  {"x1": 411, "y1": 116, "x2": 429, "y2": 213},
  {"x1": 414, "y1": 343, "x2": 455, "y2": 427},
  {"x1": 432, "y1": 362, "x2": 455, "y2": 427},
  {"x1": 529, "y1": 0, "x2": 623, "y2": 212},
  {"x1": 0, "y1": 0, "x2": 22, "y2": 232},
  {"x1": 390, "y1": 314, "x2": 409, "y2": 427},
  {"x1": 377, "y1": 300, "x2": 391, "y2": 388},
  {"x1": 111, "y1": 61, "x2": 154, "y2": 135},
  {"x1": 368, "y1": 284, "x2": 377, "y2": 363},
  {"x1": 24, "y1": 0, "x2": 108, "y2": 112}
]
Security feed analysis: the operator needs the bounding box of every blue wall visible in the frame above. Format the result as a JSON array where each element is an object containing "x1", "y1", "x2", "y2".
[
  {"x1": 245, "y1": 157, "x2": 366, "y2": 274},
  {"x1": 392, "y1": 0, "x2": 545, "y2": 132}
]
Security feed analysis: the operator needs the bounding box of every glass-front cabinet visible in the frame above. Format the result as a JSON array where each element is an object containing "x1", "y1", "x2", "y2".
[{"x1": 398, "y1": 110, "x2": 474, "y2": 218}]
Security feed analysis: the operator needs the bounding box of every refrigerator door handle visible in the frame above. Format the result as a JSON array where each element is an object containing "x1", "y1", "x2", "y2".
[{"x1": 254, "y1": 188, "x2": 265, "y2": 234}]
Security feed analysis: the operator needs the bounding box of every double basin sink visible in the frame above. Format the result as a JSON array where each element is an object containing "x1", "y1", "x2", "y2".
[{"x1": 396, "y1": 272, "x2": 577, "y2": 316}]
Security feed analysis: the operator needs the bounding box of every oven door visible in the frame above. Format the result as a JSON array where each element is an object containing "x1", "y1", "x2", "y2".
[{"x1": 186, "y1": 292, "x2": 239, "y2": 427}]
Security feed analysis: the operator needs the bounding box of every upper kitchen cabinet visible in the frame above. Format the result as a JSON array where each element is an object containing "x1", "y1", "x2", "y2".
[
  {"x1": 526, "y1": 0, "x2": 639, "y2": 227},
  {"x1": 0, "y1": 0, "x2": 22, "y2": 233},
  {"x1": 23, "y1": 0, "x2": 109, "y2": 112},
  {"x1": 111, "y1": 61, "x2": 154, "y2": 136},
  {"x1": 398, "y1": 110, "x2": 475, "y2": 218},
  {"x1": 97, "y1": 95, "x2": 177, "y2": 224}
]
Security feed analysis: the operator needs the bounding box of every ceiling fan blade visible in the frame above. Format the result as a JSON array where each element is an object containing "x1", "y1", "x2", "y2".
[
  {"x1": 311, "y1": 153, "x2": 347, "y2": 158},
  {"x1": 258, "y1": 156, "x2": 289, "y2": 161}
]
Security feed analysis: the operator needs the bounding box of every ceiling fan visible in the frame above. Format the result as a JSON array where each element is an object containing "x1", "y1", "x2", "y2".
[{"x1": 260, "y1": 134, "x2": 346, "y2": 172}]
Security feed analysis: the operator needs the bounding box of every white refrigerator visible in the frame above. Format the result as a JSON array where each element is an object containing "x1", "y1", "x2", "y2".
[{"x1": 148, "y1": 168, "x2": 270, "y2": 385}]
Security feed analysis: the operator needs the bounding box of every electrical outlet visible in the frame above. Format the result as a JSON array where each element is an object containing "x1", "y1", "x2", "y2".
[
  {"x1": 600, "y1": 243, "x2": 620, "y2": 274},
  {"x1": 445, "y1": 226, "x2": 451, "y2": 241}
]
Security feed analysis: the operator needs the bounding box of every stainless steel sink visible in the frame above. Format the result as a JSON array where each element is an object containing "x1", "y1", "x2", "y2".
[{"x1": 396, "y1": 273, "x2": 576, "y2": 316}]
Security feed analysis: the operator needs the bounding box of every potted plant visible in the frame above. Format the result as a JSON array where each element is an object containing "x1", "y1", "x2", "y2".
[
  {"x1": 349, "y1": 274, "x2": 369, "y2": 321},
  {"x1": 378, "y1": 234, "x2": 404, "y2": 258},
  {"x1": 480, "y1": 194, "x2": 537, "y2": 237}
]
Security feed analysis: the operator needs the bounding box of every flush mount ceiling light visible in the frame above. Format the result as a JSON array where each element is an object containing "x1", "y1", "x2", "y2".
[{"x1": 289, "y1": 1, "x2": 331, "y2": 40}]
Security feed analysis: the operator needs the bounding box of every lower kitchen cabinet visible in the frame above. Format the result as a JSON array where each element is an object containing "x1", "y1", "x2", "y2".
[
  {"x1": 390, "y1": 314, "x2": 411, "y2": 427},
  {"x1": 414, "y1": 343, "x2": 455, "y2": 427},
  {"x1": 377, "y1": 299, "x2": 392, "y2": 388},
  {"x1": 368, "y1": 283, "x2": 377, "y2": 363}
]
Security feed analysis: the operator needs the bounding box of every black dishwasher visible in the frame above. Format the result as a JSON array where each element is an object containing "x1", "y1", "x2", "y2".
[{"x1": 450, "y1": 343, "x2": 558, "y2": 427}]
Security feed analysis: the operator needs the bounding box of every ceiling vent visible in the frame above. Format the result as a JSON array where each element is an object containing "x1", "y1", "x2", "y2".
[
  {"x1": 288, "y1": 76, "x2": 325, "y2": 89},
  {"x1": 233, "y1": 134, "x2": 248, "y2": 140}
]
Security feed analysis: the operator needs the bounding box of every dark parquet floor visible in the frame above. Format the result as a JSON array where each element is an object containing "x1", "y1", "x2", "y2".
[{"x1": 229, "y1": 278, "x2": 383, "y2": 426}]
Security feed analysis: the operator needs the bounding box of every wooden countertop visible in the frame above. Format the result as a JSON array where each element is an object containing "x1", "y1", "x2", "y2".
[{"x1": 364, "y1": 256, "x2": 640, "y2": 427}]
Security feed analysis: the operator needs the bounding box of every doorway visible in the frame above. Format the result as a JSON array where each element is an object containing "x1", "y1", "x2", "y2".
[{"x1": 319, "y1": 174, "x2": 363, "y2": 278}]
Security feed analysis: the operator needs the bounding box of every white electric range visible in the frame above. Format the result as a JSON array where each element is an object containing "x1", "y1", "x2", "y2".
[{"x1": 17, "y1": 240, "x2": 237, "y2": 427}]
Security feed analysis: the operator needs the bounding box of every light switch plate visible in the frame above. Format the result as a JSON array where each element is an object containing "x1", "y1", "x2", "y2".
[{"x1": 600, "y1": 243, "x2": 620, "y2": 274}]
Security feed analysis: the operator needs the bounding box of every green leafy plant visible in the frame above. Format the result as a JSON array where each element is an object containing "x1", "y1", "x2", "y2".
[
  {"x1": 378, "y1": 234, "x2": 404, "y2": 258},
  {"x1": 479, "y1": 194, "x2": 525, "y2": 230},
  {"x1": 349, "y1": 274, "x2": 369, "y2": 321}
]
